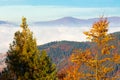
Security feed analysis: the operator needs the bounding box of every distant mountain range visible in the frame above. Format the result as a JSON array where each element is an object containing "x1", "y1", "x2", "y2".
[
  {"x1": 1, "y1": 16, "x2": 120, "y2": 27},
  {"x1": 0, "y1": 21, "x2": 8, "y2": 24},
  {"x1": 34, "y1": 16, "x2": 120, "y2": 27},
  {"x1": 0, "y1": 20, "x2": 17, "y2": 26}
]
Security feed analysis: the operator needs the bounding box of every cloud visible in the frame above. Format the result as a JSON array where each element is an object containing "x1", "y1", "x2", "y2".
[
  {"x1": 0, "y1": 25, "x2": 20, "y2": 53},
  {"x1": 1, "y1": 24, "x2": 120, "y2": 53},
  {"x1": 29, "y1": 26, "x2": 89, "y2": 45},
  {"x1": 0, "y1": 25, "x2": 89, "y2": 53}
]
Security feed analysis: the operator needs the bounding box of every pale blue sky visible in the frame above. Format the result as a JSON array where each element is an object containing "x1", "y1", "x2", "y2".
[
  {"x1": 0, "y1": 0, "x2": 120, "y2": 7},
  {"x1": 0, "y1": 0, "x2": 120, "y2": 23}
]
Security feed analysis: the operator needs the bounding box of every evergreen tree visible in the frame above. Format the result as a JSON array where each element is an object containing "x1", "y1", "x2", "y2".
[
  {"x1": 5, "y1": 17, "x2": 57, "y2": 80},
  {"x1": 39, "y1": 50, "x2": 57, "y2": 80}
]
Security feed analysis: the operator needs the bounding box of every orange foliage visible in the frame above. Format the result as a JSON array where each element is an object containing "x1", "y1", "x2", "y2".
[
  {"x1": 58, "y1": 17, "x2": 120, "y2": 80},
  {"x1": 57, "y1": 63, "x2": 82, "y2": 80}
]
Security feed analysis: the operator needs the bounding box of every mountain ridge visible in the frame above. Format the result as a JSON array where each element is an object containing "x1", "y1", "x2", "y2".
[
  {"x1": 0, "y1": 20, "x2": 17, "y2": 26},
  {"x1": 38, "y1": 31, "x2": 120, "y2": 69},
  {"x1": 1, "y1": 16, "x2": 120, "y2": 27},
  {"x1": 34, "y1": 16, "x2": 120, "y2": 27}
]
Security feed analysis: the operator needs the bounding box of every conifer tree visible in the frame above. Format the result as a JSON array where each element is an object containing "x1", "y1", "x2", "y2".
[
  {"x1": 38, "y1": 50, "x2": 57, "y2": 80},
  {"x1": 5, "y1": 17, "x2": 57, "y2": 80}
]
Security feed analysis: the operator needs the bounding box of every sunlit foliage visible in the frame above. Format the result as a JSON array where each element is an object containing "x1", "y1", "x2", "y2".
[{"x1": 68, "y1": 18, "x2": 120, "y2": 80}]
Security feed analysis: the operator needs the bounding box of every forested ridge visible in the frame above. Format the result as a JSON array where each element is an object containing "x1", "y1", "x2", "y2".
[{"x1": 38, "y1": 32, "x2": 120, "y2": 70}]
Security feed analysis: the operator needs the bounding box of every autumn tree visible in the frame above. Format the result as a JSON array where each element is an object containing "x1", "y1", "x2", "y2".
[
  {"x1": 5, "y1": 17, "x2": 57, "y2": 80},
  {"x1": 70, "y1": 49, "x2": 93, "y2": 80},
  {"x1": 57, "y1": 59, "x2": 82, "y2": 80},
  {"x1": 70, "y1": 18, "x2": 120, "y2": 80}
]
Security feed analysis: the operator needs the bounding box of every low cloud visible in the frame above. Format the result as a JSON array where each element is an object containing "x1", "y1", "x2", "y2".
[
  {"x1": 0, "y1": 25, "x2": 89, "y2": 53},
  {"x1": 0, "y1": 25, "x2": 120, "y2": 53},
  {"x1": 29, "y1": 26, "x2": 89, "y2": 44}
]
